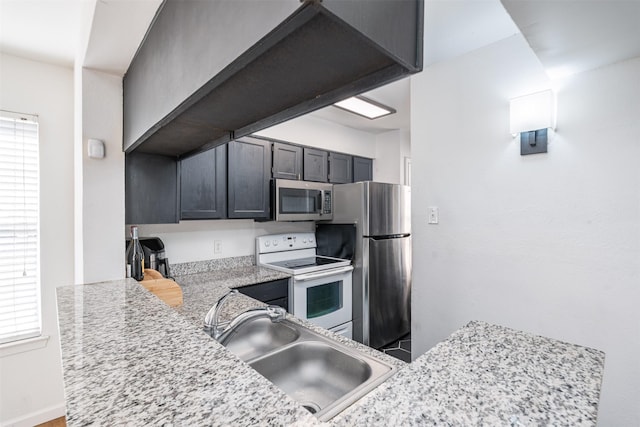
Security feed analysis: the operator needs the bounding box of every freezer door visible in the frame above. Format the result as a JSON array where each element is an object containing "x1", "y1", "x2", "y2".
[
  {"x1": 365, "y1": 182, "x2": 411, "y2": 236},
  {"x1": 366, "y1": 235, "x2": 411, "y2": 349}
]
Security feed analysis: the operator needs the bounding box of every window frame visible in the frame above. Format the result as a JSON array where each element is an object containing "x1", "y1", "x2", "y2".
[{"x1": 0, "y1": 110, "x2": 41, "y2": 345}]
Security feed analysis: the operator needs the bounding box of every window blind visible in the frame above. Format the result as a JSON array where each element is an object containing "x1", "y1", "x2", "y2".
[{"x1": 0, "y1": 112, "x2": 40, "y2": 344}]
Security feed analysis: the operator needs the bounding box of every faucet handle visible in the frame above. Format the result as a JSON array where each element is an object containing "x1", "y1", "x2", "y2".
[{"x1": 265, "y1": 305, "x2": 287, "y2": 322}]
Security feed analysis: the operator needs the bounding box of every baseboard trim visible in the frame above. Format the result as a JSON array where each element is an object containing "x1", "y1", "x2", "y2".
[{"x1": 1, "y1": 403, "x2": 66, "y2": 427}]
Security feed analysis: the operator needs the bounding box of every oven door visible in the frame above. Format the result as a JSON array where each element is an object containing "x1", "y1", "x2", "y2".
[{"x1": 292, "y1": 266, "x2": 352, "y2": 330}]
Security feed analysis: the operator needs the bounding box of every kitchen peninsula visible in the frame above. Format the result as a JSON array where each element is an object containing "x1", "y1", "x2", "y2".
[{"x1": 56, "y1": 258, "x2": 605, "y2": 426}]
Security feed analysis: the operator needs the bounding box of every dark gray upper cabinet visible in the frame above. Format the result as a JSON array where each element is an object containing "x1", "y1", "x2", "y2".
[
  {"x1": 125, "y1": 152, "x2": 179, "y2": 224},
  {"x1": 353, "y1": 156, "x2": 373, "y2": 182},
  {"x1": 227, "y1": 137, "x2": 272, "y2": 219},
  {"x1": 328, "y1": 152, "x2": 353, "y2": 184},
  {"x1": 180, "y1": 145, "x2": 227, "y2": 220},
  {"x1": 303, "y1": 148, "x2": 328, "y2": 183},
  {"x1": 272, "y1": 141, "x2": 303, "y2": 180},
  {"x1": 123, "y1": 0, "x2": 423, "y2": 158}
]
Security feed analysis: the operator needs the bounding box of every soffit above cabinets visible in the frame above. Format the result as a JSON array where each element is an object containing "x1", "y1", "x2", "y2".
[
  {"x1": 123, "y1": 0, "x2": 424, "y2": 159},
  {"x1": 501, "y1": 0, "x2": 640, "y2": 79}
]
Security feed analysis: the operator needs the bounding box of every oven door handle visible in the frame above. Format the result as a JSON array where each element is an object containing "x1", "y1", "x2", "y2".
[{"x1": 294, "y1": 266, "x2": 353, "y2": 282}]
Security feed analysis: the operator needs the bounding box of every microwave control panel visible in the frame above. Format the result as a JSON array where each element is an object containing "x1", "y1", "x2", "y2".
[{"x1": 323, "y1": 191, "x2": 332, "y2": 214}]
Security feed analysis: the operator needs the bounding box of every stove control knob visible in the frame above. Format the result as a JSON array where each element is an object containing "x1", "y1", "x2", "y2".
[
  {"x1": 302, "y1": 238, "x2": 307, "y2": 243},
  {"x1": 309, "y1": 237, "x2": 314, "y2": 243},
  {"x1": 273, "y1": 240, "x2": 278, "y2": 246},
  {"x1": 264, "y1": 241, "x2": 270, "y2": 247}
]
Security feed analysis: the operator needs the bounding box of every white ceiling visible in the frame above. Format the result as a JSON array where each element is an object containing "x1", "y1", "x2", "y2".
[
  {"x1": 501, "y1": 0, "x2": 640, "y2": 80},
  {"x1": 0, "y1": 0, "x2": 161, "y2": 74},
  {"x1": 83, "y1": 0, "x2": 162, "y2": 75},
  {"x1": 0, "y1": 0, "x2": 83, "y2": 67},
  {"x1": 2, "y1": 0, "x2": 639, "y2": 134}
]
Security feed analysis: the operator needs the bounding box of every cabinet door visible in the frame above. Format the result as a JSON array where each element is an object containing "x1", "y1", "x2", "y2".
[
  {"x1": 228, "y1": 137, "x2": 271, "y2": 219},
  {"x1": 303, "y1": 147, "x2": 328, "y2": 182},
  {"x1": 272, "y1": 142, "x2": 302, "y2": 180},
  {"x1": 180, "y1": 145, "x2": 227, "y2": 219},
  {"x1": 353, "y1": 156, "x2": 373, "y2": 182},
  {"x1": 125, "y1": 152, "x2": 179, "y2": 224},
  {"x1": 329, "y1": 152, "x2": 353, "y2": 184}
]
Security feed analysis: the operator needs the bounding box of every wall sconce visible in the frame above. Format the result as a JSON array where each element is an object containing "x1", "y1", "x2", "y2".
[{"x1": 509, "y1": 90, "x2": 555, "y2": 155}]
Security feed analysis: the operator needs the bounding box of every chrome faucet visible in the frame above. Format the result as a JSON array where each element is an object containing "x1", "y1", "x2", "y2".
[{"x1": 203, "y1": 289, "x2": 287, "y2": 342}]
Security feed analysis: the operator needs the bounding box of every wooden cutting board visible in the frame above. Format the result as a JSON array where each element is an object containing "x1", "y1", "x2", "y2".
[{"x1": 140, "y1": 269, "x2": 183, "y2": 307}]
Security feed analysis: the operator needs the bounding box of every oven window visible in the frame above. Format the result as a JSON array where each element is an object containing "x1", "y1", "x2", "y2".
[
  {"x1": 307, "y1": 281, "x2": 342, "y2": 319},
  {"x1": 280, "y1": 188, "x2": 320, "y2": 214}
]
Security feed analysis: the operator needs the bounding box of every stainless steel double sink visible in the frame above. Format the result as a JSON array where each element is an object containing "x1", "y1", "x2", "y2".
[{"x1": 218, "y1": 317, "x2": 396, "y2": 421}]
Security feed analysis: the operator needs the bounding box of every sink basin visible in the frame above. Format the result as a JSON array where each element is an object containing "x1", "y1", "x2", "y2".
[
  {"x1": 220, "y1": 319, "x2": 395, "y2": 421},
  {"x1": 220, "y1": 317, "x2": 300, "y2": 362}
]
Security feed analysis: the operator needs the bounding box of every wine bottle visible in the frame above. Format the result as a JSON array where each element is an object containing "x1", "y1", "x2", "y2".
[{"x1": 126, "y1": 226, "x2": 145, "y2": 281}]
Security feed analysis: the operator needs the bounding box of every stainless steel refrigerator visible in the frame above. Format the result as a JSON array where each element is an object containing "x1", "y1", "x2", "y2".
[{"x1": 316, "y1": 182, "x2": 411, "y2": 349}]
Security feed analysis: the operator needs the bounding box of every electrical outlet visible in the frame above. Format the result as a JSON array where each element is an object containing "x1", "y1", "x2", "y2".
[
  {"x1": 214, "y1": 240, "x2": 222, "y2": 254},
  {"x1": 428, "y1": 207, "x2": 439, "y2": 224}
]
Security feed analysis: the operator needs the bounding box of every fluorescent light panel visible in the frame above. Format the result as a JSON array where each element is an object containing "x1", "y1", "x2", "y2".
[{"x1": 333, "y1": 96, "x2": 396, "y2": 120}]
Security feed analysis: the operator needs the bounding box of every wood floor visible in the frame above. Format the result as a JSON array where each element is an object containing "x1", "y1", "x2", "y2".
[{"x1": 35, "y1": 416, "x2": 66, "y2": 427}]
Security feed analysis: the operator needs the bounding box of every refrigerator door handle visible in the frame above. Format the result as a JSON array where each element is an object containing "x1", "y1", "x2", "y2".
[{"x1": 367, "y1": 233, "x2": 411, "y2": 240}]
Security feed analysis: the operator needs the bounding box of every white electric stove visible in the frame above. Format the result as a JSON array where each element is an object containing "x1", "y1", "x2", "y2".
[{"x1": 256, "y1": 232, "x2": 353, "y2": 338}]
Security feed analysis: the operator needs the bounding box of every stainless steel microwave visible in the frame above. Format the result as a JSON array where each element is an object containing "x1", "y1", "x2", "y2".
[{"x1": 274, "y1": 179, "x2": 333, "y2": 221}]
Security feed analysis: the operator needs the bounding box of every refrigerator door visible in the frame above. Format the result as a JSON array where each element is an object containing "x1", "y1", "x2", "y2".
[
  {"x1": 364, "y1": 182, "x2": 411, "y2": 237},
  {"x1": 365, "y1": 235, "x2": 411, "y2": 349}
]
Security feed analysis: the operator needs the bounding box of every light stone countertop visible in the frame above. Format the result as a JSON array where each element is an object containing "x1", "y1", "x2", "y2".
[{"x1": 56, "y1": 261, "x2": 605, "y2": 426}]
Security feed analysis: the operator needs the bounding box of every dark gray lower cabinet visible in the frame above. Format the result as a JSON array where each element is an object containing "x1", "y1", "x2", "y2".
[
  {"x1": 353, "y1": 156, "x2": 373, "y2": 182},
  {"x1": 329, "y1": 152, "x2": 353, "y2": 184},
  {"x1": 272, "y1": 141, "x2": 303, "y2": 180},
  {"x1": 236, "y1": 278, "x2": 289, "y2": 312},
  {"x1": 303, "y1": 147, "x2": 328, "y2": 182},
  {"x1": 180, "y1": 145, "x2": 227, "y2": 219},
  {"x1": 125, "y1": 152, "x2": 179, "y2": 224},
  {"x1": 227, "y1": 137, "x2": 271, "y2": 219}
]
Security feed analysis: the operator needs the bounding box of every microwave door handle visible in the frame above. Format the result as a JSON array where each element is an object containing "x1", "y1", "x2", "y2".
[
  {"x1": 295, "y1": 266, "x2": 353, "y2": 282},
  {"x1": 319, "y1": 190, "x2": 325, "y2": 215}
]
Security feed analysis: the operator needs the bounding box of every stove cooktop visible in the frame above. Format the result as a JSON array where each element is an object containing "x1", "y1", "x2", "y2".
[
  {"x1": 268, "y1": 256, "x2": 345, "y2": 270},
  {"x1": 263, "y1": 255, "x2": 351, "y2": 275}
]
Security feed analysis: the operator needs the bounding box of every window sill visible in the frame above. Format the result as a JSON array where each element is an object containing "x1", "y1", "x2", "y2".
[{"x1": 0, "y1": 335, "x2": 50, "y2": 358}]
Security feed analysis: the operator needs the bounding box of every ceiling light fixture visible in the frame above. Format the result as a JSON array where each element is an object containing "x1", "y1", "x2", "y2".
[{"x1": 333, "y1": 96, "x2": 396, "y2": 120}]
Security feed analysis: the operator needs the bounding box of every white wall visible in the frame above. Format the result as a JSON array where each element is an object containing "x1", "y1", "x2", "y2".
[
  {"x1": 374, "y1": 129, "x2": 411, "y2": 184},
  {"x1": 256, "y1": 114, "x2": 377, "y2": 159},
  {"x1": 137, "y1": 220, "x2": 313, "y2": 264},
  {"x1": 410, "y1": 34, "x2": 640, "y2": 426},
  {"x1": 0, "y1": 53, "x2": 73, "y2": 425},
  {"x1": 77, "y1": 68, "x2": 125, "y2": 283}
]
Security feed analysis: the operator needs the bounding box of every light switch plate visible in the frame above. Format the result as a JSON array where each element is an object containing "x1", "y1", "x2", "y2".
[{"x1": 428, "y1": 207, "x2": 439, "y2": 224}]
